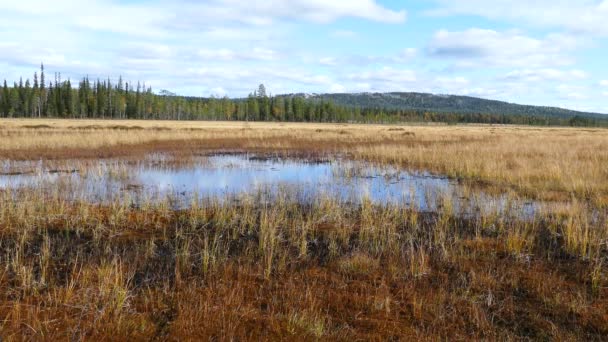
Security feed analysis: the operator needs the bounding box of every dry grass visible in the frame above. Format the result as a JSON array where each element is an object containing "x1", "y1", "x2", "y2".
[
  {"x1": 0, "y1": 191, "x2": 605, "y2": 340},
  {"x1": 1, "y1": 118, "x2": 607, "y2": 204},
  {"x1": 0, "y1": 118, "x2": 607, "y2": 340}
]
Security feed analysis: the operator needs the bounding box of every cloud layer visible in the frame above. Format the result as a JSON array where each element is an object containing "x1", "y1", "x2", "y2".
[
  {"x1": 429, "y1": 0, "x2": 608, "y2": 36},
  {"x1": 427, "y1": 29, "x2": 579, "y2": 68},
  {"x1": 0, "y1": 0, "x2": 606, "y2": 113}
]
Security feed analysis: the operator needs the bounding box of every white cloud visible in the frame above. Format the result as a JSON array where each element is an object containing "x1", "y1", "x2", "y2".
[
  {"x1": 0, "y1": 0, "x2": 409, "y2": 95},
  {"x1": 0, "y1": 0, "x2": 407, "y2": 28},
  {"x1": 350, "y1": 67, "x2": 417, "y2": 83},
  {"x1": 329, "y1": 83, "x2": 346, "y2": 93},
  {"x1": 210, "y1": 87, "x2": 228, "y2": 96},
  {"x1": 428, "y1": 29, "x2": 578, "y2": 68},
  {"x1": 0, "y1": 0, "x2": 171, "y2": 37},
  {"x1": 0, "y1": 0, "x2": 606, "y2": 113},
  {"x1": 425, "y1": 77, "x2": 501, "y2": 98},
  {"x1": 603, "y1": 91, "x2": 608, "y2": 97},
  {"x1": 198, "y1": 48, "x2": 279, "y2": 62},
  {"x1": 428, "y1": 0, "x2": 608, "y2": 36},
  {"x1": 331, "y1": 30, "x2": 358, "y2": 38},
  {"x1": 502, "y1": 69, "x2": 588, "y2": 82},
  {"x1": 0, "y1": 43, "x2": 67, "y2": 68},
  {"x1": 315, "y1": 48, "x2": 417, "y2": 67},
  {"x1": 434, "y1": 76, "x2": 470, "y2": 88},
  {"x1": 600, "y1": 80, "x2": 608, "y2": 86},
  {"x1": 341, "y1": 69, "x2": 481, "y2": 95},
  {"x1": 231, "y1": 0, "x2": 407, "y2": 24},
  {"x1": 557, "y1": 84, "x2": 590, "y2": 100},
  {"x1": 457, "y1": 88, "x2": 500, "y2": 98},
  {"x1": 394, "y1": 48, "x2": 418, "y2": 62},
  {"x1": 120, "y1": 43, "x2": 173, "y2": 61},
  {"x1": 319, "y1": 57, "x2": 339, "y2": 66},
  {"x1": 175, "y1": 0, "x2": 406, "y2": 26},
  {"x1": 563, "y1": 93, "x2": 589, "y2": 100},
  {"x1": 353, "y1": 83, "x2": 372, "y2": 92}
]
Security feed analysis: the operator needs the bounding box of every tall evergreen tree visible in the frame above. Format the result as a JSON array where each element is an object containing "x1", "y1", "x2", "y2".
[
  {"x1": 1, "y1": 80, "x2": 10, "y2": 117},
  {"x1": 10, "y1": 82, "x2": 20, "y2": 117},
  {"x1": 0, "y1": 65, "x2": 606, "y2": 127},
  {"x1": 257, "y1": 84, "x2": 267, "y2": 98},
  {"x1": 24, "y1": 79, "x2": 32, "y2": 117},
  {"x1": 33, "y1": 72, "x2": 40, "y2": 117},
  {"x1": 40, "y1": 63, "x2": 46, "y2": 117},
  {"x1": 64, "y1": 79, "x2": 73, "y2": 117},
  {"x1": 17, "y1": 77, "x2": 26, "y2": 115}
]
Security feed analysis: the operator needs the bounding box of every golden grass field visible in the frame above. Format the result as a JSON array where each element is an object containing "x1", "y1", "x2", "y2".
[
  {"x1": 0, "y1": 119, "x2": 607, "y2": 340},
  {"x1": 2, "y1": 118, "x2": 607, "y2": 203}
]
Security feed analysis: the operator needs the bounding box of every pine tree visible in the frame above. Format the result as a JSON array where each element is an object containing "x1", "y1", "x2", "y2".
[
  {"x1": 10, "y1": 82, "x2": 20, "y2": 117},
  {"x1": 246, "y1": 93, "x2": 257, "y2": 121},
  {"x1": 40, "y1": 63, "x2": 46, "y2": 117},
  {"x1": 64, "y1": 79, "x2": 73, "y2": 117},
  {"x1": 257, "y1": 84, "x2": 267, "y2": 98},
  {"x1": 55, "y1": 73, "x2": 64, "y2": 117},
  {"x1": 33, "y1": 72, "x2": 40, "y2": 118},
  {"x1": 284, "y1": 97, "x2": 292, "y2": 121},
  {"x1": 1, "y1": 80, "x2": 10, "y2": 117},
  {"x1": 0, "y1": 64, "x2": 605, "y2": 127},
  {"x1": 135, "y1": 81, "x2": 141, "y2": 119},
  {"x1": 24, "y1": 79, "x2": 32, "y2": 117},
  {"x1": 17, "y1": 77, "x2": 26, "y2": 115},
  {"x1": 107, "y1": 77, "x2": 113, "y2": 118}
]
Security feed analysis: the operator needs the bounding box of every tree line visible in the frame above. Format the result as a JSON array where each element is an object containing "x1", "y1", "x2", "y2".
[
  {"x1": 0, "y1": 65, "x2": 351, "y2": 122},
  {"x1": 1, "y1": 65, "x2": 606, "y2": 127}
]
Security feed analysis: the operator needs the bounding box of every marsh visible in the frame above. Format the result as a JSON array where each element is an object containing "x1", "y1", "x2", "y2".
[{"x1": 0, "y1": 120, "x2": 606, "y2": 340}]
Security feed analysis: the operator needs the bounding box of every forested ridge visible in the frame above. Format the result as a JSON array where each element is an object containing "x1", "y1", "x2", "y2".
[
  {"x1": 307, "y1": 92, "x2": 608, "y2": 120},
  {"x1": 1, "y1": 64, "x2": 606, "y2": 126}
]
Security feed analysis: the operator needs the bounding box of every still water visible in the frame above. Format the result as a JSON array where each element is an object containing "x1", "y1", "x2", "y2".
[{"x1": 0, "y1": 154, "x2": 535, "y2": 214}]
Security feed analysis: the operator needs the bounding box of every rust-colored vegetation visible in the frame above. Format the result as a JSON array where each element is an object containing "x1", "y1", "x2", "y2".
[{"x1": 0, "y1": 119, "x2": 607, "y2": 340}]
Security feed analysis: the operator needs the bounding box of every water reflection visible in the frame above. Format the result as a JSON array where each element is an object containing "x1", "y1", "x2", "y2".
[{"x1": 0, "y1": 154, "x2": 536, "y2": 215}]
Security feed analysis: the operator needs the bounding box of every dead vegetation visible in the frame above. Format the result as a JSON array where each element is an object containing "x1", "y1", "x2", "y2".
[
  {"x1": 1, "y1": 119, "x2": 606, "y2": 204},
  {"x1": 0, "y1": 119, "x2": 607, "y2": 340},
  {"x1": 0, "y1": 190, "x2": 605, "y2": 340}
]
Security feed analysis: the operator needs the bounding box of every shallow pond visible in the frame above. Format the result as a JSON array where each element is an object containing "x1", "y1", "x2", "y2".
[{"x1": 0, "y1": 153, "x2": 536, "y2": 215}]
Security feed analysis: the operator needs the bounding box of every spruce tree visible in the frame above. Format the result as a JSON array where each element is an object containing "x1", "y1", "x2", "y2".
[
  {"x1": 33, "y1": 72, "x2": 40, "y2": 118},
  {"x1": 257, "y1": 84, "x2": 267, "y2": 98},
  {"x1": 1, "y1": 80, "x2": 10, "y2": 117},
  {"x1": 24, "y1": 79, "x2": 32, "y2": 117},
  {"x1": 10, "y1": 82, "x2": 20, "y2": 117},
  {"x1": 40, "y1": 63, "x2": 46, "y2": 116},
  {"x1": 65, "y1": 79, "x2": 73, "y2": 117},
  {"x1": 17, "y1": 77, "x2": 26, "y2": 115}
]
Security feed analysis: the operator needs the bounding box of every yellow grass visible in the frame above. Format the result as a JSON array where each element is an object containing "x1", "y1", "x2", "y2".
[
  {"x1": 1, "y1": 118, "x2": 607, "y2": 203},
  {"x1": 1, "y1": 119, "x2": 607, "y2": 339}
]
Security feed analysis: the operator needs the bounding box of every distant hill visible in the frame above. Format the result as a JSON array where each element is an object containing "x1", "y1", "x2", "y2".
[{"x1": 281, "y1": 92, "x2": 607, "y2": 120}]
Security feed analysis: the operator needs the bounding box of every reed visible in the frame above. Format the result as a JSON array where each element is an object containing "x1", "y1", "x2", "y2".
[
  {"x1": 1, "y1": 119, "x2": 607, "y2": 204},
  {"x1": 0, "y1": 120, "x2": 606, "y2": 339}
]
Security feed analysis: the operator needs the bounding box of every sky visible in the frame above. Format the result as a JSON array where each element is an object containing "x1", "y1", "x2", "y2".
[{"x1": 1, "y1": 0, "x2": 607, "y2": 113}]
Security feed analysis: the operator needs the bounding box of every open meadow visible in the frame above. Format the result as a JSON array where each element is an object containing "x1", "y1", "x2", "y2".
[{"x1": 0, "y1": 119, "x2": 607, "y2": 340}]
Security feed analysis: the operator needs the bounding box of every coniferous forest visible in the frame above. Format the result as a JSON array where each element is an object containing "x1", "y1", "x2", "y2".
[{"x1": 1, "y1": 64, "x2": 607, "y2": 127}]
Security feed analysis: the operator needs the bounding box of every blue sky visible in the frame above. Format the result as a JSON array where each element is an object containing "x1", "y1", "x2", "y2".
[{"x1": 1, "y1": 0, "x2": 607, "y2": 113}]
